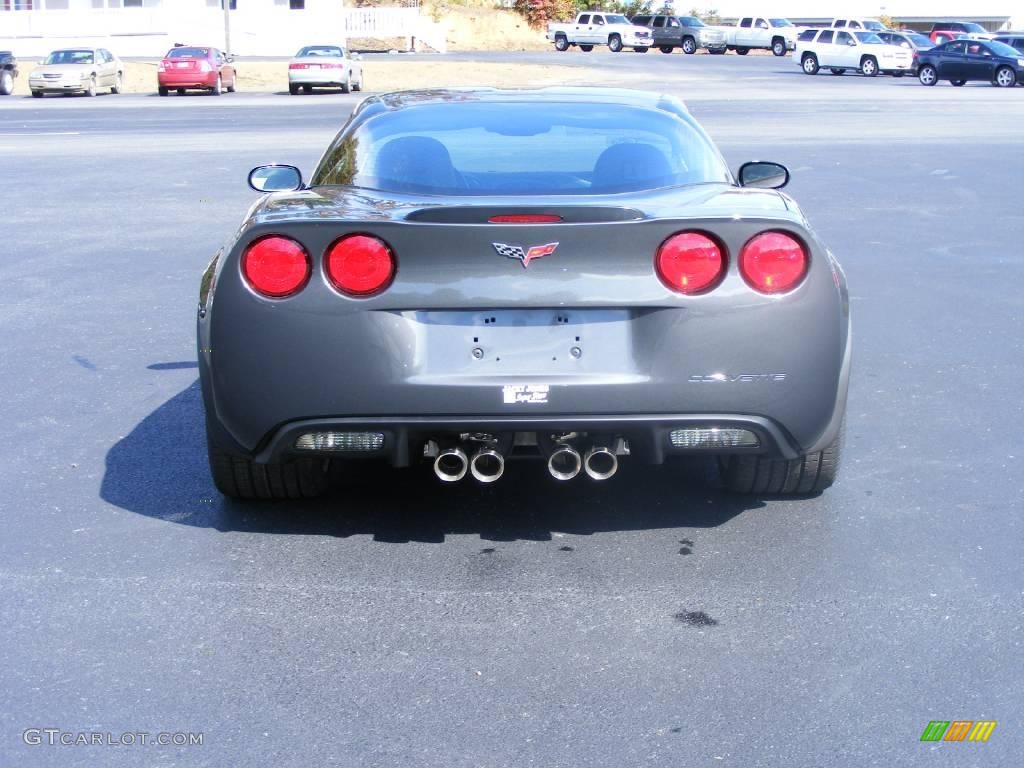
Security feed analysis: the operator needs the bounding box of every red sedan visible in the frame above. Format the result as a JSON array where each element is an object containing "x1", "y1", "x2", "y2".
[{"x1": 157, "y1": 46, "x2": 236, "y2": 96}]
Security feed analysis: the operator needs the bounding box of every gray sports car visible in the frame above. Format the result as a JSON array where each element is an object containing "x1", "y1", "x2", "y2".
[{"x1": 198, "y1": 88, "x2": 850, "y2": 499}]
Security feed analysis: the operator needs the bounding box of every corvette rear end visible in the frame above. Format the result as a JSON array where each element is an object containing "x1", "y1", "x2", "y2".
[{"x1": 198, "y1": 88, "x2": 850, "y2": 499}]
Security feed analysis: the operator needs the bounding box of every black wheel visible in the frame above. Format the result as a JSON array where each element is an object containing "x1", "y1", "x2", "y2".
[
  {"x1": 226, "y1": 75, "x2": 236, "y2": 93},
  {"x1": 722, "y1": 422, "x2": 844, "y2": 496},
  {"x1": 341, "y1": 71, "x2": 351, "y2": 93},
  {"x1": 177, "y1": 88, "x2": 186, "y2": 95},
  {"x1": 608, "y1": 34, "x2": 623, "y2": 53},
  {"x1": 111, "y1": 71, "x2": 123, "y2": 94},
  {"x1": 211, "y1": 75, "x2": 222, "y2": 95},
  {"x1": 158, "y1": 86, "x2": 168, "y2": 96},
  {"x1": 353, "y1": 72, "x2": 363, "y2": 91},
  {"x1": 709, "y1": 47, "x2": 726, "y2": 55},
  {"x1": 918, "y1": 64, "x2": 937, "y2": 86},
  {"x1": 994, "y1": 66, "x2": 1016, "y2": 87},
  {"x1": 207, "y1": 433, "x2": 329, "y2": 500},
  {"x1": 771, "y1": 37, "x2": 786, "y2": 56},
  {"x1": 633, "y1": 47, "x2": 648, "y2": 53},
  {"x1": 0, "y1": 69, "x2": 13, "y2": 96},
  {"x1": 682, "y1": 36, "x2": 697, "y2": 55},
  {"x1": 554, "y1": 34, "x2": 569, "y2": 52},
  {"x1": 891, "y1": 71, "x2": 905, "y2": 78},
  {"x1": 580, "y1": 45, "x2": 594, "y2": 52},
  {"x1": 801, "y1": 54, "x2": 819, "y2": 75},
  {"x1": 951, "y1": 79, "x2": 966, "y2": 86},
  {"x1": 31, "y1": 90, "x2": 44, "y2": 98},
  {"x1": 735, "y1": 47, "x2": 749, "y2": 55},
  {"x1": 659, "y1": 45, "x2": 673, "y2": 54},
  {"x1": 860, "y1": 56, "x2": 878, "y2": 77},
  {"x1": 302, "y1": 84, "x2": 312, "y2": 93},
  {"x1": 829, "y1": 67, "x2": 846, "y2": 75},
  {"x1": 288, "y1": 83, "x2": 299, "y2": 95}
]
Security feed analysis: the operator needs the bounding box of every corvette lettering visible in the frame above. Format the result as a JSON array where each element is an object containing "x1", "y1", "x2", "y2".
[
  {"x1": 492, "y1": 242, "x2": 559, "y2": 268},
  {"x1": 689, "y1": 373, "x2": 788, "y2": 383}
]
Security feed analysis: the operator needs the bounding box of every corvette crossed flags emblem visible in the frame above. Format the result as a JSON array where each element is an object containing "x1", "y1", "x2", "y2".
[{"x1": 492, "y1": 242, "x2": 559, "y2": 268}]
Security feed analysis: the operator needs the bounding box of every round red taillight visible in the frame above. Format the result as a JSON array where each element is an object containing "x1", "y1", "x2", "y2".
[
  {"x1": 325, "y1": 234, "x2": 395, "y2": 296},
  {"x1": 739, "y1": 232, "x2": 808, "y2": 294},
  {"x1": 656, "y1": 232, "x2": 725, "y2": 294},
  {"x1": 241, "y1": 235, "x2": 310, "y2": 298}
]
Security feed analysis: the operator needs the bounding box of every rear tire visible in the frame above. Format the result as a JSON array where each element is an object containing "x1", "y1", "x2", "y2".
[
  {"x1": 554, "y1": 34, "x2": 569, "y2": 52},
  {"x1": 211, "y1": 75, "x2": 222, "y2": 95},
  {"x1": 608, "y1": 34, "x2": 623, "y2": 53},
  {"x1": 207, "y1": 429, "x2": 329, "y2": 500},
  {"x1": 31, "y1": 90, "x2": 44, "y2": 98},
  {"x1": 802, "y1": 54, "x2": 819, "y2": 75},
  {"x1": 830, "y1": 67, "x2": 846, "y2": 75},
  {"x1": 918, "y1": 64, "x2": 937, "y2": 85},
  {"x1": 0, "y1": 69, "x2": 13, "y2": 96},
  {"x1": 659, "y1": 45, "x2": 674, "y2": 54},
  {"x1": 892, "y1": 71, "x2": 905, "y2": 78},
  {"x1": 288, "y1": 83, "x2": 299, "y2": 95},
  {"x1": 860, "y1": 56, "x2": 878, "y2": 77},
  {"x1": 771, "y1": 37, "x2": 786, "y2": 56},
  {"x1": 682, "y1": 37, "x2": 697, "y2": 55},
  {"x1": 722, "y1": 422, "x2": 844, "y2": 496},
  {"x1": 951, "y1": 79, "x2": 966, "y2": 86},
  {"x1": 580, "y1": 45, "x2": 594, "y2": 52},
  {"x1": 633, "y1": 47, "x2": 648, "y2": 53},
  {"x1": 341, "y1": 71, "x2": 351, "y2": 93},
  {"x1": 735, "y1": 47, "x2": 749, "y2": 55},
  {"x1": 111, "y1": 71, "x2": 122, "y2": 94},
  {"x1": 226, "y1": 75, "x2": 236, "y2": 93},
  {"x1": 158, "y1": 86, "x2": 168, "y2": 96}
]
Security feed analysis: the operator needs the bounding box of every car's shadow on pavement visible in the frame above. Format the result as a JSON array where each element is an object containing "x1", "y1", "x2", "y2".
[{"x1": 101, "y1": 381, "x2": 767, "y2": 542}]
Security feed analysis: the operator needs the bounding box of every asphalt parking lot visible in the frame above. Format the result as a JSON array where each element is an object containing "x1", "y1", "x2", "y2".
[{"x1": 1, "y1": 52, "x2": 1022, "y2": 767}]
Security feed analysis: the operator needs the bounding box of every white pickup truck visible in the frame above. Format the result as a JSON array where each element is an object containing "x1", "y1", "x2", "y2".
[
  {"x1": 719, "y1": 16, "x2": 800, "y2": 56},
  {"x1": 548, "y1": 12, "x2": 654, "y2": 53}
]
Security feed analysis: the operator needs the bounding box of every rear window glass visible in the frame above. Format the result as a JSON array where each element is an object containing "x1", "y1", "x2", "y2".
[
  {"x1": 166, "y1": 47, "x2": 210, "y2": 58},
  {"x1": 297, "y1": 46, "x2": 343, "y2": 57},
  {"x1": 313, "y1": 101, "x2": 731, "y2": 196}
]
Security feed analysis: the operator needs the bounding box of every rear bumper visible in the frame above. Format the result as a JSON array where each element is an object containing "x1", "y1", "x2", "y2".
[
  {"x1": 229, "y1": 413, "x2": 809, "y2": 466},
  {"x1": 159, "y1": 73, "x2": 218, "y2": 88},
  {"x1": 288, "y1": 71, "x2": 347, "y2": 86}
]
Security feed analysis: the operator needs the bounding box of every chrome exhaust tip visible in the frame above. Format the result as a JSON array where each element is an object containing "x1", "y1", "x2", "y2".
[
  {"x1": 433, "y1": 447, "x2": 468, "y2": 483},
  {"x1": 584, "y1": 446, "x2": 618, "y2": 481},
  {"x1": 470, "y1": 448, "x2": 505, "y2": 483},
  {"x1": 547, "y1": 445, "x2": 582, "y2": 481}
]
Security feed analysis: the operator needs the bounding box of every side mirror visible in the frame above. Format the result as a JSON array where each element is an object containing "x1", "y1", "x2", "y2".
[
  {"x1": 737, "y1": 161, "x2": 790, "y2": 189},
  {"x1": 248, "y1": 165, "x2": 303, "y2": 192}
]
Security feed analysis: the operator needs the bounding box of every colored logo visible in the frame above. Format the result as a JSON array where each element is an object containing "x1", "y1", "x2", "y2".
[
  {"x1": 492, "y1": 242, "x2": 559, "y2": 268},
  {"x1": 920, "y1": 721, "x2": 996, "y2": 742}
]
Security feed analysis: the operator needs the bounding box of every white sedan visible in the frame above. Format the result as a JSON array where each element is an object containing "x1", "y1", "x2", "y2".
[
  {"x1": 794, "y1": 29, "x2": 913, "y2": 77},
  {"x1": 29, "y1": 48, "x2": 123, "y2": 97},
  {"x1": 287, "y1": 45, "x2": 363, "y2": 95}
]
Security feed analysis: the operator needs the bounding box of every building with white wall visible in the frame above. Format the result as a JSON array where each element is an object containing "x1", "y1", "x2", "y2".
[{"x1": 0, "y1": 0, "x2": 442, "y2": 57}]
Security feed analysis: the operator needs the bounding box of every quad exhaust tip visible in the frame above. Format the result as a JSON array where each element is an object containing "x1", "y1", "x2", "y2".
[
  {"x1": 470, "y1": 449, "x2": 505, "y2": 483},
  {"x1": 547, "y1": 445, "x2": 582, "y2": 481},
  {"x1": 583, "y1": 446, "x2": 618, "y2": 481},
  {"x1": 433, "y1": 447, "x2": 468, "y2": 483}
]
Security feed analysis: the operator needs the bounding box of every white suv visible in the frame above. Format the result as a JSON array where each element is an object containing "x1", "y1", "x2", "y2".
[
  {"x1": 794, "y1": 28, "x2": 913, "y2": 77},
  {"x1": 831, "y1": 18, "x2": 888, "y2": 32}
]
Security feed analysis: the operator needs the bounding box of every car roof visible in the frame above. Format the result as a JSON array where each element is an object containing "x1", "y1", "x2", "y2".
[{"x1": 364, "y1": 87, "x2": 686, "y2": 112}]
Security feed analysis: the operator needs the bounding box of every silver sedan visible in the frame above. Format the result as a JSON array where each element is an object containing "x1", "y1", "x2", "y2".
[
  {"x1": 287, "y1": 45, "x2": 363, "y2": 95},
  {"x1": 29, "y1": 48, "x2": 123, "y2": 98}
]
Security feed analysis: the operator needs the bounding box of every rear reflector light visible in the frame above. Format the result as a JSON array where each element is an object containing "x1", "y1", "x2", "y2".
[
  {"x1": 656, "y1": 231, "x2": 725, "y2": 294},
  {"x1": 670, "y1": 428, "x2": 760, "y2": 449},
  {"x1": 325, "y1": 234, "x2": 395, "y2": 296},
  {"x1": 488, "y1": 214, "x2": 563, "y2": 224},
  {"x1": 158, "y1": 60, "x2": 168, "y2": 72},
  {"x1": 242, "y1": 235, "x2": 310, "y2": 298},
  {"x1": 739, "y1": 231, "x2": 808, "y2": 294},
  {"x1": 295, "y1": 431, "x2": 384, "y2": 452}
]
